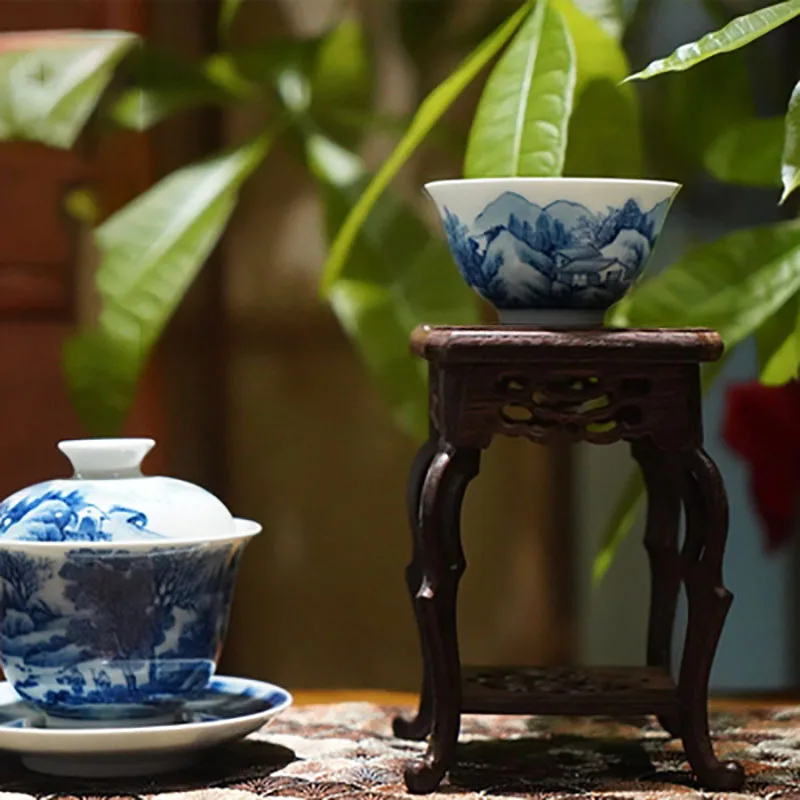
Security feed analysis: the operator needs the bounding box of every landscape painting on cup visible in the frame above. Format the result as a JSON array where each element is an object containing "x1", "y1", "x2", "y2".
[
  {"x1": 0, "y1": 544, "x2": 241, "y2": 716},
  {"x1": 0, "y1": 488, "x2": 163, "y2": 542},
  {"x1": 443, "y1": 191, "x2": 670, "y2": 308}
]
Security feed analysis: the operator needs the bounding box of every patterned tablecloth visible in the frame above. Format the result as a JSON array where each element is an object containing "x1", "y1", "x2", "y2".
[{"x1": 0, "y1": 702, "x2": 799, "y2": 799}]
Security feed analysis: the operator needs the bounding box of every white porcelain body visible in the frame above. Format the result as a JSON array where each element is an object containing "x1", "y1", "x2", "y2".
[
  {"x1": 425, "y1": 177, "x2": 681, "y2": 326},
  {"x1": 0, "y1": 521, "x2": 260, "y2": 719}
]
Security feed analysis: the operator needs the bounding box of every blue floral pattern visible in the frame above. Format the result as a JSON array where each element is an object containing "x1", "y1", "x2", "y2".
[
  {"x1": 0, "y1": 489, "x2": 162, "y2": 542},
  {"x1": 0, "y1": 543, "x2": 243, "y2": 718},
  {"x1": 442, "y1": 191, "x2": 670, "y2": 309}
]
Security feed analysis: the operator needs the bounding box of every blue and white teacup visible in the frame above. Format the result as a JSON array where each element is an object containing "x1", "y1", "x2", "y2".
[{"x1": 425, "y1": 177, "x2": 681, "y2": 327}]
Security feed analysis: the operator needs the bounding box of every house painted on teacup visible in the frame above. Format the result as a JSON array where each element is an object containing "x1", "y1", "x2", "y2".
[{"x1": 553, "y1": 243, "x2": 626, "y2": 288}]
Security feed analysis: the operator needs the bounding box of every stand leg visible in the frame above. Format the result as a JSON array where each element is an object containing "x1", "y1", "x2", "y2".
[
  {"x1": 632, "y1": 444, "x2": 682, "y2": 738},
  {"x1": 394, "y1": 438, "x2": 439, "y2": 741},
  {"x1": 677, "y1": 448, "x2": 744, "y2": 791},
  {"x1": 403, "y1": 444, "x2": 480, "y2": 795}
]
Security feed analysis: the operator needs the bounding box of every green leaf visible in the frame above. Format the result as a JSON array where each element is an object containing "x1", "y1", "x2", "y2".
[
  {"x1": 0, "y1": 30, "x2": 138, "y2": 148},
  {"x1": 552, "y1": 0, "x2": 642, "y2": 177},
  {"x1": 464, "y1": 1, "x2": 576, "y2": 178},
  {"x1": 704, "y1": 117, "x2": 784, "y2": 187},
  {"x1": 110, "y1": 46, "x2": 237, "y2": 131},
  {"x1": 309, "y1": 133, "x2": 479, "y2": 440},
  {"x1": 755, "y1": 297, "x2": 799, "y2": 385},
  {"x1": 781, "y1": 80, "x2": 800, "y2": 203},
  {"x1": 626, "y1": 0, "x2": 800, "y2": 82},
  {"x1": 64, "y1": 134, "x2": 271, "y2": 434},
  {"x1": 611, "y1": 222, "x2": 800, "y2": 348},
  {"x1": 219, "y1": 0, "x2": 246, "y2": 42},
  {"x1": 320, "y1": 4, "x2": 529, "y2": 294}
]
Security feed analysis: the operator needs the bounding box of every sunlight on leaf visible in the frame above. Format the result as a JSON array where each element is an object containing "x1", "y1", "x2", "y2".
[
  {"x1": 781, "y1": 80, "x2": 800, "y2": 204},
  {"x1": 64, "y1": 134, "x2": 272, "y2": 434},
  {"x1": 320, "y1": 4, "x2": 530, "y2": 293},
  {"x1": 0, "y1": 30, "x2": 138, "y2": 147},
  {"x1": 465, "y1": 0, "x2": 576, "y2": 178},
  {"x1": 626, "y1": 0, "x2": 800, "y2": 81}
]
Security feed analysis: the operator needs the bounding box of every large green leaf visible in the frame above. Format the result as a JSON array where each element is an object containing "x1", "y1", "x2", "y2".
[
  {"x1": 320, "y1": 4, "x2": 529, "y2": 293},
  {"x1": 610, "y1": 221, "x2": 800, "y2": 349},
  {"x1": 553, "y1": 0, "x2": 642, "y2": 177},
  {"x1": 64, "y1": 135, "x2": 271, "y2": 434},
  {"x1": 308, "y1": 134, "x2": 478, "y2": 440},
  {"x1": 626, "y1": 0, "x2": 800, "y2": 82},
  {"x1": 781, "y1": 80, "x2": 800, "y2": 203},
  {"x1": 464, "y1": 0, "x2": 575, "y2": 178},
  {"x1": 110, "y1": 46, "x2": 239, "y2": 132},
  {"x1": 0, "y1": 31, "x2": 138, "y2": 148},
  {"x1": 755, "y1": 296, "x2": 799, "y2": 385},
  {"x1": 704, "y1": 117, "x2": 784, "y2": 187}
]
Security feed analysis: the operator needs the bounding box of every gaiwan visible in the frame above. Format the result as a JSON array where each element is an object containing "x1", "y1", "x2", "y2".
[{"x1": 0, "y1": 438, "x2": 260, "y2": 721}]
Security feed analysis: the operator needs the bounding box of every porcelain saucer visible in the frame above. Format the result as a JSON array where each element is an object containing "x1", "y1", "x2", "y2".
[{"x1": 0, "y1": 675, "x2": 292, "y2": 778}]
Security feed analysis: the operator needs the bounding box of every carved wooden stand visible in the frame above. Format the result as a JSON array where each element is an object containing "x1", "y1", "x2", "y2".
[{"x1": 393, "y1": 325, "x2": 744, "y2": 794}]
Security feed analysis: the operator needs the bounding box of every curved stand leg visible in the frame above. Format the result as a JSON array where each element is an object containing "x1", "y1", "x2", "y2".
[
  {"x1": 677, "y1": 448, "x2": 744, "y2": 791},
  {"x1": 394, "y1": 438, "x2": 439, "y2": 741},
  {"x1": 403, "y1": 444, "x2": 480, "y2": 794},
  {"x1": 632, "y1": 444, "x2": 682, "y2": 738}
]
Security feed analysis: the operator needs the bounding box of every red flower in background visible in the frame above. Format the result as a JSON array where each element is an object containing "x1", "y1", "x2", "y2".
[{"x1": 722, "y1": 381, "x2": 800, "y2": 550}]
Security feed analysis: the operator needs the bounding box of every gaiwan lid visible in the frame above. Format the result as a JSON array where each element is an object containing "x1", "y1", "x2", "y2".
[{"x1": 0, "y1": 438, "x2": 235, "y2": 543}]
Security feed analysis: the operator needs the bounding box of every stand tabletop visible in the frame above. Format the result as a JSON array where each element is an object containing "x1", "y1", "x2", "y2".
[{"x1": 411, "y1": 325, "x2": 724, "y2": 364}]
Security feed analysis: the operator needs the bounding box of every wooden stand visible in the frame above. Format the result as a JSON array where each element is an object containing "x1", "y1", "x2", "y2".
[{"x1": 393, "y1": 325, "x2": 744, "y2": 794}]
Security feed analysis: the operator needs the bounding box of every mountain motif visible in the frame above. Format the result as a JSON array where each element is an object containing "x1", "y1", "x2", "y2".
[
  {"x1": 600, "y1": 229, "x2": 651, "y2": 272},
  {"x1": 441, "y1": 191, "x2": 671, "y2": 311},
  {"x1": 544, "y1": 200, "x2": 598, "y2": 241},
  {"x1": 484, "y1": 230, "x2": 553, "y2": 303},
  {"x1": 474, "y1": 192, "x2": 544, "y2": 235}
]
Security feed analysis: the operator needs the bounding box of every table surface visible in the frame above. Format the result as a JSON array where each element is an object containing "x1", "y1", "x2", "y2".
[{"x1": 291, "y1": 689, "x2": 799, "y2": 710}]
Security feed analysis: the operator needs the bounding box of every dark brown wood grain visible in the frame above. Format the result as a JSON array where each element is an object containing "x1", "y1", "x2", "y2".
[
  {"x1": 395, "y1": 325, "x2": 742, "y2": 795},
  {"x1": 462, "y1": 665, "x2": 676, "y2": 716}
]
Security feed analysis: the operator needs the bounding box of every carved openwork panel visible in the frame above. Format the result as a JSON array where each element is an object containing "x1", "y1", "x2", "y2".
[{"x1": 430, "y1": 361, "x2": 702, "y2": 448}]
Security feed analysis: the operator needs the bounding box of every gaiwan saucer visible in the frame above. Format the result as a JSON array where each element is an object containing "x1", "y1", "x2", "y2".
[{"x1": 0, "y1": 675, "x2": 292, "y2": 778}]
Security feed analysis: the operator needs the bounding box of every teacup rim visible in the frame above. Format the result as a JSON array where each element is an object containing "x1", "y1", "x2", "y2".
[
  {"x1": 424, "y1": 177, "x2": 682, "y2": 192},
  {"x1": 0, "y1": 517, "x2": 261, "y2": 551}
]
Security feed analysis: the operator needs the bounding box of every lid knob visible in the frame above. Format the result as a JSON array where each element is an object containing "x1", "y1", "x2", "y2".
[{"x1": 58, "y1": 438, "x2": 155, "y2": 479}]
